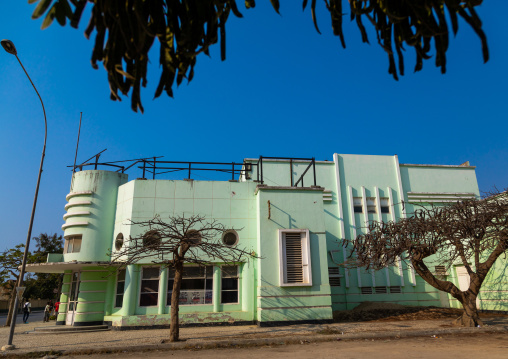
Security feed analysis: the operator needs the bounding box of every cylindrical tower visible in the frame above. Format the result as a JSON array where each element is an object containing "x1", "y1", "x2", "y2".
[{"x1": 62, "y1": 170, "x2": 128, "y2": 262}]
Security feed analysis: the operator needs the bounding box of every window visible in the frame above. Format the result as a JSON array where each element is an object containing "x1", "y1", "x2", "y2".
[
  {"x1": 328, "y1": 267, "x2": 341, "y2": 287},
  {"x1": 167, "y1": 266, "x2": 213, "y2": 305},
  {"x1": 222, "y1": 230, "x2": 239, "y2": 246},
  {"x1": 115, "y1": 269, "x2": 126, "y2": 307},
  {"x1": 221, "y1": 266, "x2": 239, "y2": 303},
  {"x1": 367, "y1": 198, "x2": 377, "y2": 214},
  {"x1": 380, "y1": 198, "x2": 390, "y2": 214},
  {"x1": 143, "y1": 230, "x2": 161, "y2": 248},
  {"x1": 279, "y1": 229, "x2": 312, "y2": 286},
  {"x1": 140, "y1": 267, "x2": 160, "y2": 307},
  {"x1": 115, "y1": 233, "x2": 124, "y2": 251},
  {"x1": 64, "y1": 235, "x2": 82, "y2": 253},
  {"x1": 353, "y1": 197, "x2": 363, "y2": 213},
  {"x1": 360, "y1": 286, "x2": 373, "y2": 294}
]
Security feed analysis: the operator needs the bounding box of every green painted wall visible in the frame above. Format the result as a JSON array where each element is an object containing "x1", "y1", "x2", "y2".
[
  {"x1": 47, "y1": 154, "x2": 506, "y2": 328},
  {"x1": 256, "y1": 187, "x2": 333, "y2": 323}
]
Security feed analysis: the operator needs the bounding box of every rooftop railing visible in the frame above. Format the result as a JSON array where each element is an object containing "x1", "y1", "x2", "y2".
[{"x1": 71, "y1": 151, "x2": 318, "y2": 186}]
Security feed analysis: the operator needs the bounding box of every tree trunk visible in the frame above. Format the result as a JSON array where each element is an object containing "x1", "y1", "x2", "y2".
[
  {"x1": 169, "y1": 263, "x2": 183, "y2": 342},
  {"x1": 454, "y1": 292, "x2": 484, "y2": 327}
]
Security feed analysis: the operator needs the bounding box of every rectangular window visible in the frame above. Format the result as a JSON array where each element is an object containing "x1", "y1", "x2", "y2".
[
  {"x1": 64, "y1": 235, "x2": 82, "y2": 253},
  {"x1": 221, "y1": 266, "x2": 239, "y2": 304},
  {"x1": 115, "y1": 269, "x2": 126, "y2": 308},
  {"x1": 167, "y1": 266, "x2": 213, "y2": 306},
  {"x1": 140, "y1": 267, "x2": 159, "y2": 307},
  {"x1": 367, "y1": 198, "x2": 377, "y2": 214},
  {"x1": 353, "y1": 197, "x2": 363, "y2": 213},
  {"x1": 389, "y1": 286, "x2": 402, "y2": 294},
  {"x1": 328, "y1": 267, "x2": 341, "y2": 287},
  {"x1": 279, "y1": 229, "x2": 312, "y2": 286},
  {"x1": 380, "y1": 198, "x2": 390, "y2": 214}
]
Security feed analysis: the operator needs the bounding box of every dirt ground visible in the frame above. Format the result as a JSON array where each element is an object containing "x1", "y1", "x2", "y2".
[
  {"x1": 67, "y1": 333, "x2": 508, "y2": 359},
  {"x1": 332, "y1": 301, "x2": 498, "y2": 323}
]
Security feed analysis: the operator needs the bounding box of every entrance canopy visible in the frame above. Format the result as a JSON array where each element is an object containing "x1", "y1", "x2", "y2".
[{"x1": 24, "y1": 261, "x2": 114, "y2": 273}]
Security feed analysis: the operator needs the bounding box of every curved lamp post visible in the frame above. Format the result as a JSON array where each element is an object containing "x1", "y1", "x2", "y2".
[{"x1": 1, "y1": 39, "x2": 47, "y2": 349}]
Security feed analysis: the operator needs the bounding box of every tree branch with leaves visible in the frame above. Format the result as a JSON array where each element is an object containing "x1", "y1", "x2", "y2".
[{"x1": 29, "y1": 0, "x2": 489, "y2": 112}]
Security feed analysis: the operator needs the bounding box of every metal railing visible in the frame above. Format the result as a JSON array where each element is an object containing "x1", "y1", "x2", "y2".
[
  {"x1": 71, "y1": 152, "x2": 318, "y2": 186},
  {"x1": 255, "y1": 156, "x2": 317, "y2": 187}
]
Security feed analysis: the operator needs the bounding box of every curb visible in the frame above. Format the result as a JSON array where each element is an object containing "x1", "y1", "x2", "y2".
[{"x1": 1, "y1": 326, "x2": 506, "y2": 358}]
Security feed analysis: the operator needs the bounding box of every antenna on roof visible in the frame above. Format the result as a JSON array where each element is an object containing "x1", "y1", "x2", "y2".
[{"x1": 72, "y1": 112, "x2": 83, "y2": 174}]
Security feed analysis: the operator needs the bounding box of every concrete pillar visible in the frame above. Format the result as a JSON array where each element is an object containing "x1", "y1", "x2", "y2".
[
  {"x1": 121, "y1": 265, "x2": 138, "y2": 316},
  {"x1": 158, "y1": 267, "x2": 168, "y2": 315},
  {"x1": 213, "y1": 265, "x2": 221, "y2": 312}
]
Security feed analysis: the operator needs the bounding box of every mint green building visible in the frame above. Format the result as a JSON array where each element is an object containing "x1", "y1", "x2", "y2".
[{"x1": 26, "y1": 154, "x2": 506, "y2": 328}]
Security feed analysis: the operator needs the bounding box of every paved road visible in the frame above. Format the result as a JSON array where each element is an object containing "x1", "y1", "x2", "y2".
[
  {"x1": 0, "y1": 311, "x2": 44, "y2": 326},
  {"x1": 67, "y1": 333, "x2": 508, "y2": 359}
]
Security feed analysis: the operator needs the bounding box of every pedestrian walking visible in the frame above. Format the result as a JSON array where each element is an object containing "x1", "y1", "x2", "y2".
[
  {"x1": 44, "y1": 302, "x2": 51, "y2": 322},
  {"x1": 22, "y1": 299, "x2": 31, "y2": 324}
]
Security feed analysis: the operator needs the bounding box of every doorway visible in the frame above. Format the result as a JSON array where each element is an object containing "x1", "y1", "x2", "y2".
[{"x1": 66, "y1": 271, "x2": 80, "y2": 325}]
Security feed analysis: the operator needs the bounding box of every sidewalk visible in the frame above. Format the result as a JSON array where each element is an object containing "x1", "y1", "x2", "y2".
[{"x1": 1, "y1": 314, "x2": 507, "y2": 357}]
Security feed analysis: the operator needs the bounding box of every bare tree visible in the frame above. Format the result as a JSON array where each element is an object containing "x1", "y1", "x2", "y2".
[
  {"x1": 346, "y1": 191, "x2": 508, "y2": 327},
  {"x1": 110, "y1": 215, "x2": 256, "y2": 342}
]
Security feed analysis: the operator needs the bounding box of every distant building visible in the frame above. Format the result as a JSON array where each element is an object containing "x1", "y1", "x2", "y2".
[{"x1": 26, "y1": 154, "x2": 505, "y2": 328}]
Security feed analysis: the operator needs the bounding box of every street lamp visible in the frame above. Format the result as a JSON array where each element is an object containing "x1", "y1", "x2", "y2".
[{"x1": 1, "y1": 39, "x2": 47, "y2": 350}]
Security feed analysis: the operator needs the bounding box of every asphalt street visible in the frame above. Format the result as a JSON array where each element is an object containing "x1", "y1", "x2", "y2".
[{"x1": 0, "y1": 310, "x2": 44, "y2": 326}]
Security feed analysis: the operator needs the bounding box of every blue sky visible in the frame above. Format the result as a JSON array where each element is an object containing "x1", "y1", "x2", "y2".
[{"x1": 1, "y1": 1, "x2": 507, "y2": 251}]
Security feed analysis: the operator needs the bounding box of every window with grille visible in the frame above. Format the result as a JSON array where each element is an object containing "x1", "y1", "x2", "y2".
[
  {"x1": 328, "y1": 267, "x2": 342, "y2": 287},
  {"x1": 279, "y1": 229, "x2": 312, "y2": 286},
  {"x1": 167, "y1": 266, "x2": 213, "y2": 306},
  {"x1": 140, "y1": 267, "x2": 160, "y2": 307},
  {"x1": 221, "y1": 266, "x2": 239, "y2": 304},
  {"x1": 380, "y1": 198, "x2": 390, "y2": 214},
  {"x1": 64, "y1": 235, "x2": 82, "y2": 253},
  {"x1": 367, "y1": 198, "x2": 377, "y2": 214},
  {"x1": 353, "y1": 197, "x2": 363, "y2": 213},
  {"x1": 115, "y1": 269, "x2": 126, "y2": 307}
]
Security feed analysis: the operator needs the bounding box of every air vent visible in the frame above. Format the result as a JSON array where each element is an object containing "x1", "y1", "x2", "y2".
[
  {"x1": 360, "y1": 287, "x2": 373, "y2": 295},
  {"x1": 329, "y1": 277, "x2": 341, "y2": 286},
  {"x1": 375, "y1": 286, "x2": 387, "y2": 294},
  {"x1": 328, "y1": 267, "x2": 340, "y2": 275},
  {"x1": 435, "y1": 265, "x2": 447, "y2": 275},
  {"x1": 390, "y1": 286, "x2": 402, "y2": 294},
  {"x1": 285, "y1": 233, "x2": 303, "y2": 283}
]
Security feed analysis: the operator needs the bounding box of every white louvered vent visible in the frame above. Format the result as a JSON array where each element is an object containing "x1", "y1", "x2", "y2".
[
  {"x1": 323, "y1": 189, "x2": 333, "y2": 202},
  {"x1": 285, "y1": 232, "x2": 303, "y2": 283}
]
